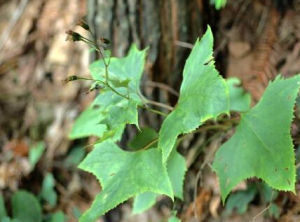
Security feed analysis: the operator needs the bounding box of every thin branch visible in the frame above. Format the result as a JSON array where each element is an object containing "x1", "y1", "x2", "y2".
[
  {"x1": 174, "y1": 40, "x2": 193, "y2": 49},
  {"x1": 141, "y1": 138, "x2": 159, "y2": 150},
  {"x1": 145, "y1": 99, "x2": 174, "y2": 111},
  {"x1": 145, "y1": 80, "x2": 179, "y2": 97}
]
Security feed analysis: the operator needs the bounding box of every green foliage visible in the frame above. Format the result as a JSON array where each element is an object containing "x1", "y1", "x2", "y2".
[
  {"x1": 78, "y1": 141, "x2": 173, "y2": 222},
  {"x1": 64, "y1": 146, "x2": 86, "y2": 167},
  {"x1": 50, "y1": 211, "x2": 65, "y2": 222},
  {"x1": 227, "y1": 78, "x2": 251, "y2": 112},
  {"x1": 225, "y1": 185, "x2": 257, "y2": 215},
  {"x1": 132, "y1": 192, "x2": 157, "y2": 214},
  {"x1": 29, "y1": 142, "x2": 45, "y2": 169},
  {"x1": 213, "y1": 75, "x2": 300, "y2": 202},
  {"x1": 211, "y1": 0, "x2": 227, "y2": 9},
  {"x1": 0, "y1": 195, "x2": 7, "y2": 219},
  {"x1": 158, "y1": 26, "x2": 229, "y2": 163},
  {"x1": 11, "y1": 191, "x2": 42, "y2": 222},
  {"x1": 69, "y1": 45, "x2": 146, "y2": 141},
  {"x1": 268, "y1": 203, "x2": 281, "y2": 219},
  {"x1": 41, "y1": 173, "x2": 57, "y2": 207},
  {"x1": 128, "y1": 127, "x2": 158, "y2": 150},
  {"x1": 132, "y1": 150, "x2": 186, "y2": 214},
  {"x1": 168, "y1": 214, "x2": 181, "y2": 222},
  {"x1": 69, "y1": 23, "x2": 300, "y2": 221}
]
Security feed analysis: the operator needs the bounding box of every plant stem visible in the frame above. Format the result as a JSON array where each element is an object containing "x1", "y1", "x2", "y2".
[
  {"x1": 141, "y1": 105, "x2": 167, "y2": 116},
  {"x1": 145, "y1": 99, "x2": 174, "y2": 111}
]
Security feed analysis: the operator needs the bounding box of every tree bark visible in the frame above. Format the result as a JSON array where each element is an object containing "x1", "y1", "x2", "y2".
[{"x1": 87, "y1": 0, "x2": 217, "y2": 92}]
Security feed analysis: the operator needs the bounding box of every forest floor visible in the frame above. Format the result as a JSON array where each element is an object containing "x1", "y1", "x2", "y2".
[{"x1": 1, "y1": 0, "x2": 300, "y2": 222}]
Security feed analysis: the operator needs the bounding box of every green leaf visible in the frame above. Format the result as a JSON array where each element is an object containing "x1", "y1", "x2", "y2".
[
  {"x1": 132, "y1": 150, "x2": 186, "y2": 214},
  {"x1": 227, "y1": 78, "x2": 251, "y2": 112},
  {"x1": 158, "y1": 26, "x2": 229, "y2": 163},
  {"x1": 64, "y1": 146, "x2": 86, "y2": 167},
  {"x1": 69, "y1": 105, "x2": 106, "y2": 139},
  {"x1": 41, "y1": 173, "x2": 57, "y2": 207},
  {"x1": 132, "y1": 192, "x2": 157, "y2": 214},
  {"x1": 168, "y1": 215, "x2": 181, "y2": 222},
  {"x1": 72, "y1": 207, "x2": 81, "y2": 219},
  {"x1": 0, "y1": 195, "x2": 7, "y2": 219},
  {"x1": 268, "y1": 203, "x2": 281, "y2": 219},
  {"x1": 11, "y1": 191, "x2": 42, "y2": 222},
  {"x1": 213, "y1": 75, "x2": 300, "y2": 202},
  {"x1": 167, "y1": 150, "x2": 186, "y2": 199},
  {"x1": 128, "y1": 127, "x2": 158, "y2": 150},
  {"x1": 29, "y1": 142, "x2": 45, "y2": 169},
  {"x1": 78, "y1": 140, "x2": 173, "y2": 222},
  {"x1": 50, "y1": 211, "x2": 65, "y2": 222},
  {"x1": 69, "y1": 90, "x2": 139, "y2": 141},
  {"x1": 212, "y1": 0, "x2": 227, "y2": 9},
  {"x1": 90, "y1": 44, "x2": 146, "y2": 93},
  {"x1": 70, "y1": 45, "x2": 146, "y2": 141},
  {"x1": 225, "y1": 185, "x2": 257, "y2": 215},
  {"x1": 259, "y1": 182, "x2": 278, "y2": 203}
]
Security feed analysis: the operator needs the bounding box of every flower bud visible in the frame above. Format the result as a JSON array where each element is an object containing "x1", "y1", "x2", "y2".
[{"x1": 66, "y1": 30, "x2": 82, "y2": 42}]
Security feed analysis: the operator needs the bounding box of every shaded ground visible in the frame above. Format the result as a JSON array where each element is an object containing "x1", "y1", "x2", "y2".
[{"x1": 1, "y1": 0, "x2": 300, "y2": 222}]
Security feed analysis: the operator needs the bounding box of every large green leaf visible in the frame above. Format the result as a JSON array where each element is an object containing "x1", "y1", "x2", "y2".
[
  {"x1": 78, "y1": 141, "x2": 173, "y2": 222},
  {"x1": 11, "y1": 191, "x2": 42, "y2": 222},
  {"x1": 158, "y1": 26, "x2": 229, "y2": 163},
  {"x1": 213, "y1": 75, "x2": 300, "y2": 202}
]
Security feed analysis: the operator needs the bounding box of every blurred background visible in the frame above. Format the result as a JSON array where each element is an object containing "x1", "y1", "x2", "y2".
[{"x1": 1, "y1": 0, "x2": 300, "y2": 221}]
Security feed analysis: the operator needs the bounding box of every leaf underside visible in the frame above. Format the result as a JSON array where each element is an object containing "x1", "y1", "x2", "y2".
[{"x1": 213, "y1": 75, "x2": 300, "y2": 202}]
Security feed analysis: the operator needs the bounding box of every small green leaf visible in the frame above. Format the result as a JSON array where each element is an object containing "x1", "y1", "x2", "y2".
[
  {"x1": 65, "y1": 146, "x2": 86, "y2": 167},
  {"x1": 11, "y1": 191, "x2": 42, "y2": 222},
  {"x1": 41, "y1": 173, "x2": 57, "y2": 207},
  {"x1": 29, "y1": 142, "x2": 45, "y2": 169},
  {"x1": 90, "y1": 44, "x2": 146, "y2": 93},
  {"x1": 212, "y1": 0, "x2": 227, "y2": 9},
  {"x1": 132, "y1": 192, "x2": 157, "y2": 214},
  {"x1": 227, "y1": 78, "x2": 251, "y2": 112},
  {"x1": 72, "y1": 207, "x2": 82, "y2": 219},
  {"x1": 259, "y1": 182, "x2": 278, "y2": 203},
  {"x1": 225, "y1": 185, "x2": 257, "y2": 215},
  {"x1": 158, "y1": 26, "x2": 229, "y2": 163},
  {"x1": 128, "y1": 127, "x2": 158, "y2": 150},
  {"x1": 69, "y1": 90, "x2": 139, "y2": 141},
  {"x1": 213, "y1": 75, "x2": 300, "y2": 202},
  {"x1": 50, "y1": 211, "x2": 65, "y2": 222},
  {"x1": 78, "y1": 140, "x2": 173, "y2": 222},
  {"x1": 0, "y1": 195, "x2": 7, "y2": 219},
  {"x1": 268, "y1": 203, "x2": 281, "y2": 219},
  {"x1": 168, "y1": 215, "x2": 181, "y2": 222}
]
